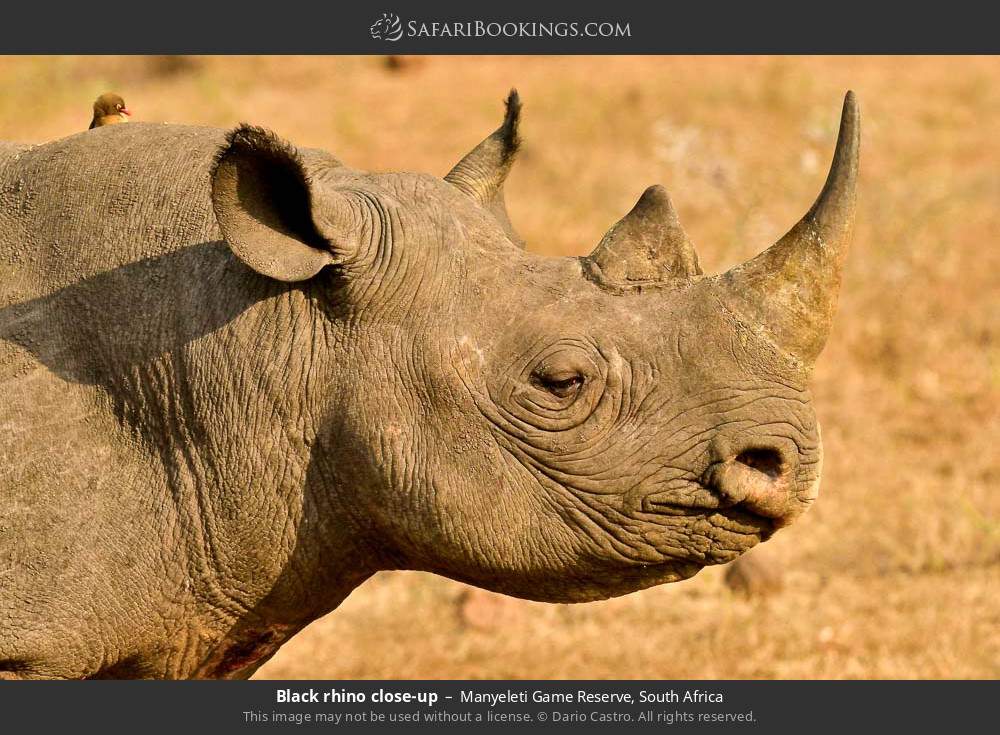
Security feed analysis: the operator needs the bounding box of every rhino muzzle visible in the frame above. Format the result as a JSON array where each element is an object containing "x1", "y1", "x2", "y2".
[{"x1": 642, "y1": 447, "x2": 793, "y2": 539}]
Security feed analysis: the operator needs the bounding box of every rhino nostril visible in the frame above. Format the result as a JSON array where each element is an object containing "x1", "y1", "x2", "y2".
[{"x1": 735, "y1": 448, "x2": 784, "y2": 480}]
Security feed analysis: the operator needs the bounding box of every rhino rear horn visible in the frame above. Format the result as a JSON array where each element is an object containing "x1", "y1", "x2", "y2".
[
  {"x1": 585, "y1": 184, "x2": 702, "y2": 286},
  {"x1": 445, "y1": 89, "x2": 524, "y2": 248},
  {"x1": 715, "y1": 91, "x2": 860, "y2": 370}
]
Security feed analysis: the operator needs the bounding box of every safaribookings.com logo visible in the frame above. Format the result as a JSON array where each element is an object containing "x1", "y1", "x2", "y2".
[
  {"x1": 370, "y1": 13, "x2": 404, "y2": 41},
  {"x1": 369, "y1": 13, "x2": 631, "y2": 41}
]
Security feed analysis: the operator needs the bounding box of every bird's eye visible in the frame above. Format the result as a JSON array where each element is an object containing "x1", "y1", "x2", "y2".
[{"x1": 531, "y1": 371, "x2": 585, "y2": 399}]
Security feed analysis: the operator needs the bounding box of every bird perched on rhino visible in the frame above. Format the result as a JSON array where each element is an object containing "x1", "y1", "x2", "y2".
[{"x1": 89, "y1": 92, "x2": 131, "y2": 129}]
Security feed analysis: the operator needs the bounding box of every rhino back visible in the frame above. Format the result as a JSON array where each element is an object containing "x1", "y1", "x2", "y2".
[
  {"x1": 0, "y1": 123, "x2": 226, "y2": 305},
  {"x1": 0, "y1": 123, "x2": 268, "y2": 393}
]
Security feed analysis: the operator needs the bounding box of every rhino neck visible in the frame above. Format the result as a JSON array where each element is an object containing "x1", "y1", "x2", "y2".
[{"x1": 111, "y1": 267, "x2": 376, "y2": 651}]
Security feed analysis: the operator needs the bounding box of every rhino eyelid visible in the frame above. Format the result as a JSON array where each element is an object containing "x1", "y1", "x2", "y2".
[{"x1": 529, "y1": 371, "x2": 586, "y2": 398}]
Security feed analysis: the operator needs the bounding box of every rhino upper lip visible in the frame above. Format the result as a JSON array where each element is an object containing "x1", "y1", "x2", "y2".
[{"x1": 642, "y1": 491, "x2": 777, "y2": 537}]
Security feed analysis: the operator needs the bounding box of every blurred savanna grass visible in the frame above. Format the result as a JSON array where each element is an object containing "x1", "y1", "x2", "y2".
[{"x1": 1, "y1": 55, "x2": 996, "y2": 678}]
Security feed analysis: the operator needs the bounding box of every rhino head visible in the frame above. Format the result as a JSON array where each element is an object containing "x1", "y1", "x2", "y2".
[{"x1": 210, "y1": 91, "x2": 859, "y2": 603}]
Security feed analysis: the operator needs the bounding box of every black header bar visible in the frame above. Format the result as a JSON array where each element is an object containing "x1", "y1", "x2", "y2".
[{"x1": 2, "y1": 0, "x2": 997, "y2": 54}]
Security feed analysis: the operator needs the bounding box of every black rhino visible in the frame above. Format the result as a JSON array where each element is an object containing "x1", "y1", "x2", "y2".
[{"x1": 0, "y1": 91, "x2": 859, "y2": 678}]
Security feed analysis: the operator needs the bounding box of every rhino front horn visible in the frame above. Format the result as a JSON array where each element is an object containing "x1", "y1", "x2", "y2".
[
  {"x1": 715, "y1": 91, "x2": 860, "y2": 370},
  {"x1": 584, "y1": 184, "x2": 703, "y2": 287}
]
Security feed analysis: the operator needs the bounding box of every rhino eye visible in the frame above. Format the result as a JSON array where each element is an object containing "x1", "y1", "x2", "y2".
[{"x1": 531, "y1": 371, "x2": 585, "y2": 399}]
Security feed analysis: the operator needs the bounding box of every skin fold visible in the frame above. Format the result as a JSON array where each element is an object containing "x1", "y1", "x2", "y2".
[{"x1": 0, "y1": 92, "x2": 858, "y2": 678}]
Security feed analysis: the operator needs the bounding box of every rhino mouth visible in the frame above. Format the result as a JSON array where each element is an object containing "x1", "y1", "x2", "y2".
[
  {"x1": 642, "y1": 495, "x2": 778, "y2": 541},
  {"x1": 710, "y1": 506, "x2": 777, "y2": 540}
]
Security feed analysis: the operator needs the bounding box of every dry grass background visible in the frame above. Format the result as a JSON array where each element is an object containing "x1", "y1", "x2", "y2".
[{"x1": 1, "y1": 55, "x2": 997, "y2": 679}]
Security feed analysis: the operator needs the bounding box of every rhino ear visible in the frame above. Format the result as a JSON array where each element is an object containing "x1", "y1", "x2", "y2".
[{"x1": 211, "y1": 124, "x2": 348, "y2": 282}]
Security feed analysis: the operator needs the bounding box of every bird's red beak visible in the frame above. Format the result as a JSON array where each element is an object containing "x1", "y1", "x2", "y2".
[{"x1": 121, "y1": 107, "x2": 131, "y2": 116}]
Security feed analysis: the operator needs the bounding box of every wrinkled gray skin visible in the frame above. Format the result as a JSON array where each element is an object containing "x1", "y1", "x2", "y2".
[{"x1": 0, "y1": 92, "x2": 859, "y2": 679}]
